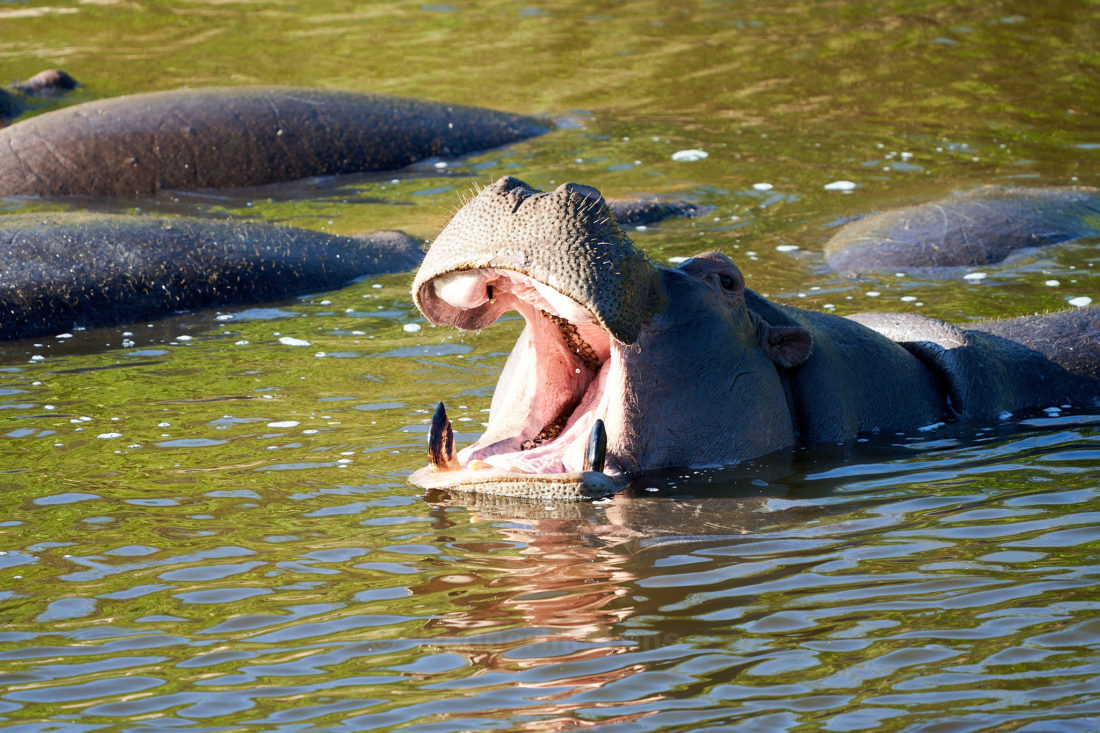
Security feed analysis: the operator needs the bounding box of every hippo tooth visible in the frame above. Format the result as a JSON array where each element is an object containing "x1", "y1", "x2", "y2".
[
  {"x1": 583, "y1": 419, "x2": 607, "y2": 473},
  {"x1": 432, "y1": 270, "x2": 494, "y2": 310},
  {"x1": 428, "y1": 401, "x2": 460, "y2": 471}
]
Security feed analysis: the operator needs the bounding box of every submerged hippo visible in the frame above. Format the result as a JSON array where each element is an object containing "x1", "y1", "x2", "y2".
[
  {"x1": 12, "y1": 69, "x2": 80, "y2": 97},
  {"x1": 0, "y1": 69, "x2": 80, "y2": 124},
  {"x1": 0, "y1": 87, "x2": 547, "y2": 197},
  {"x1": 825, "y1": 186, "x2": 1100, "y2": 272},
  {"x1": 0, "y1": 213, "x2": 423, "y2": 341},
  {"x1": 409, "y1": 177, "x2": 1098, "y2": 500}
]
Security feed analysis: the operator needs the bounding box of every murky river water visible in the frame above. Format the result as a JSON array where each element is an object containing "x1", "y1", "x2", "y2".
[{"x1": 2, "y1": 1, "x2": 1099, "y2": 730}]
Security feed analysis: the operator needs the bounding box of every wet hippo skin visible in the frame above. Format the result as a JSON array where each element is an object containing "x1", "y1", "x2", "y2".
[
  {"x1": 408, "y1": 177, "x2": 1099, "y2": 500},
  {"x1": 825, "y1": 186, "x2": 1100, "y2": 272},
  {"x1": 0, "y1": 87, "x2": 548, "y2": 197},
  {"x1": 0, "y1": 213, "x2": 424, "y2": 341}
]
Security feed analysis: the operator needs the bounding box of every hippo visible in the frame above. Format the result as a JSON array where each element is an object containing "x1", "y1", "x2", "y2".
[
  {"x1": 602, "y1": 197, "x2": 703, "y2": 227},
  {"x1": 0, "y1": 89, "x2": 19, "y2": 124},
  {"x1": 0, "y1": 69, "x2": 80, "y2": 124},
  {"x1": 825, "y1": 186, "x2": 1100, "y2": 272},
  {"x1": 408, "y1": 177, "x2": 1099, "y2": 500},
  {"x1": 12, "y1": 69, "x2": 80, "y2": 97},
  {"x1": 0, "y1": 87, "x2": 547, "y2": 198},
  {"x1": 0, "y1": 213, "x2": 423, "y2": 341}
]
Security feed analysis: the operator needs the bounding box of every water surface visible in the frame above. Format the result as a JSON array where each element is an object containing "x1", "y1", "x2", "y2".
[{"x1": 1, "y1": 1, "x2": 1098, "y2": 730}]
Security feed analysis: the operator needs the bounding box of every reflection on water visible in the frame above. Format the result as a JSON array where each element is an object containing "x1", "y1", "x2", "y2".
[
  {"x1": 2, "y1": 0, "x2": 1099, "y2": 729},
  {"x1": 1, "y1": 419, "x2": 1097, "y2": 729}
]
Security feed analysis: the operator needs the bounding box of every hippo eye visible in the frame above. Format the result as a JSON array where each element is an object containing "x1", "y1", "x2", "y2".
[{"x1": 718, "y1": 273, "x2": 737, "y2": 291}]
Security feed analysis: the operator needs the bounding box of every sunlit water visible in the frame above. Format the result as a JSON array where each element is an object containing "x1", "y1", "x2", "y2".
[{"x1": 2, "y1": 0, "x2": 1099, "y2": 730}]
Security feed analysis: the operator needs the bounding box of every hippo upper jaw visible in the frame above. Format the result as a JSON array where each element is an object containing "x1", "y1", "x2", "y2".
[
  {"x1": 409, "y1": 267, "x2": 632, "y2": 500},
  {"x1": 407, "y1": 176, "x2": 666, "y2": 500}
]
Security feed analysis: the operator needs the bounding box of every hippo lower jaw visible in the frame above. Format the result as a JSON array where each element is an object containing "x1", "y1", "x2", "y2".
[{"x1": 407, "y1": 268, "x2": 631, "y2": 500}]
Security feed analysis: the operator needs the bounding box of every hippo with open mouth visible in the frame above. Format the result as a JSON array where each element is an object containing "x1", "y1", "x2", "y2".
[{"x1": 409, "y1": 177, "x2": 1099, "y2": 500}]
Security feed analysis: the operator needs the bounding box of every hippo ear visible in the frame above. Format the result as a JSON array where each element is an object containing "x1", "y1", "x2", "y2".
[{"x1": 759, "y1": 323, "x2": 813, "y2": 369}]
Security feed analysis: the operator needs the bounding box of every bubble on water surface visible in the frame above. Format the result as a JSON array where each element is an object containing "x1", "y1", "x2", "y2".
[
  {"x1": 278, "y1": 337, "x2": 311, "y2": 347},
  {"x1": 964, "y1": 272, "x2": 987, "y2": 281},
  {"x1": 752, "y1": 182, "x2": 773, "y2": 191},
  {"x1": 824, "y1": 180, "x2": 857, "y2": 191},
  {"x1": 671, "y1": 149, "x2": 707, "y2": 161},
  {"x1": 267, "y1": 421, "x2": 300, "y2": 428},
  {"x1": 776, "y1": 244, "x2": 799, "y2": 252},
  {"x1": 1068, "y1": 296, "x2": 1092, "y2": 307}
]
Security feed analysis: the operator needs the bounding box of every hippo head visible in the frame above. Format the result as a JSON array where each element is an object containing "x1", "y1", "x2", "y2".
[{"x1": 410, "y1": 176, "x2": 813, "y2": 500}]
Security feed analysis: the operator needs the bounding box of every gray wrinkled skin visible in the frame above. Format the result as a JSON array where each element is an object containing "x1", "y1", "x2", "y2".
[
  {"x1": 0, "y1": 213, "x2": 423, "y2": 341},
  {"x1": 0, "y1": 87, "x2": 547, "y2": 197},
  {"x1": 413, "y1": 176, "x2": 665, "y2": 344},
  {"x1": 411, "y1": 177, "x2": 1099, "y2": 500},
  {"x1": 825, "y1": 186, "x2": 1100, "y2": 272}
]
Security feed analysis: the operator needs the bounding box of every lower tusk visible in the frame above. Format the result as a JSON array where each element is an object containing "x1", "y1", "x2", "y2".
[
  {"x1": 583, "y1": 419, "x2": 607, "y2": 473},
  {"x1": 428, "y1": 401, "x2": 460, "y2": 471}
]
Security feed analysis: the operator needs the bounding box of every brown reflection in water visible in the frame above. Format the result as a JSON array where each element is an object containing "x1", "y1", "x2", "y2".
[
  {"x1": 404, "y1": 486, "x2": 817, "y2": 721},
  {"x1": 409, "y1": 493, "x2": 663, "y2": 721}
]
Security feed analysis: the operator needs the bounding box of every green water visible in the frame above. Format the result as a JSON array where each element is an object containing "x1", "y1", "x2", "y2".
[{"x1": 2, "y1": 1, "x2": 1099, "y2": 730}]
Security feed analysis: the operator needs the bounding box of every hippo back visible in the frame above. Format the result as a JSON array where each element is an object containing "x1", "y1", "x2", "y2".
[
  {"x1": 0, "y1": 87, "x2": 547, "y2": 197},
  {"x1": 847, "y1": 308, "x2": 1099, "y2": 420}
]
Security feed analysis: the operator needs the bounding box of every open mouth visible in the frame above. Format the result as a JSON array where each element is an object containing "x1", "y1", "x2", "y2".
[{"x1": 408, "y1": 267, "x2": 626, "y2": 499}]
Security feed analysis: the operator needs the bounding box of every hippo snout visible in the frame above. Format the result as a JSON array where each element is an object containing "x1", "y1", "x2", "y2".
[{"x1": 412, "y1": 176, "x2": 664, "y2": 345}]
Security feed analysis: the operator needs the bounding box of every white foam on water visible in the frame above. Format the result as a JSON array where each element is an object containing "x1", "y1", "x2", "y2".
[{"x1": 671, "y1": 149, "x2": 708, "y2": 161}]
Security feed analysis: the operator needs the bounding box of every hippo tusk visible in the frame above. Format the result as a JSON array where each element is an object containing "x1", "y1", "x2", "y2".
[
  {"x1": 428, "y1": 402, "x2": 460, "y2": 471},
  {"x1": 583, "y1": 419, "x2": 607, "y2": 473}
]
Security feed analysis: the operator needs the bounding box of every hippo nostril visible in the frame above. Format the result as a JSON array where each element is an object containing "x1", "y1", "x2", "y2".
[{"x1": 559, "y1": 182, "x2": 603, "y2": 205}]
